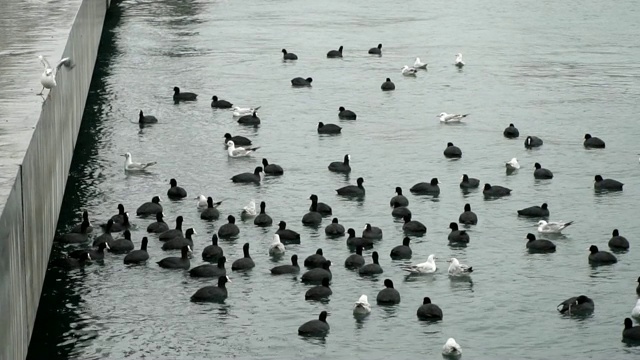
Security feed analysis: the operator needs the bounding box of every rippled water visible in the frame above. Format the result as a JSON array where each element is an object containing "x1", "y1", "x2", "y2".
[{"x1": 28, "y1": 0, "x2": 640, "y2": 359}]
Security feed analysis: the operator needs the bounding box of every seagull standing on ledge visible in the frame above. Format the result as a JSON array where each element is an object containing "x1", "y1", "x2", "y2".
[
  {"x1": 37, "y1": 55, "x2": 75, "y2": 95},
  {"x1": 121, "y1": 152, "x2": 157, "y2": 172}
]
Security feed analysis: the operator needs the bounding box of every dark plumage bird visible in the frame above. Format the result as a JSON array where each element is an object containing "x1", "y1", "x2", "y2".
[
  {"x1": 518, "y1": 203, "x2": 549, "y2": 217},
  {"x1": 608, "y1": 229, "x2": 629, "y2": 250},
  {"x1": 123, "y1": 237, "x2": 150, "y2": 264},
  {"x1": 483, "y1": 183, "x2": 511, "y2": 197},
  {"x1": 167, "y1": 178, "x2": 187, "y2": 199},
  {"x1": 138, "y1": 110, "x2": 158, "y2": 124},
  {"x1": 362, "y1": 223, "x2": 383, "y2": 240},
  {"x1": 326, "y1": 45, "x2": 343, "y2": 58},
  {"x1": 583, "y1": 134, "x2": 605, "y2": 149},
  {"x1": 250, "y1": 201, "x2": 272, "y2": 227},
  {"x1": 444, "y1": 142, "x2": 462, "y2": 158},
  {"x1": 308, "y1": 194, "x2": 332, "y2": 216},
  {"x1": 460, "y1": 174, "x2": 480, "y2": 189},
  {"x1": 231, "y1": 243, "x2": 255, "y2": 271},
  {"x1": 524, "y1": 135, "x2": 543, "y2": 148},
  {"x1": 336, "y1": 177, "x2": 365, "y2": 197},
  {"x1": 190, "y1": 276, "x2": 230, "y2": 303},
  {"x1": 588, "y1": 245, "x2": 617, "y2": 265},
  {"x1": 161, "y1": 228, "x2": 196, "y2": 251},
  {"x1": 391, "y1": 203, "x2": 411, "y2": 218},
  {"x1": 231, "y1": 166, "x2": 263, "y2": 184},
  {"x1": 56, "y1": 221, "x2": 90, "y2": 244},
  {"x1": 417, "y1": 297, "x2": 443, "y2": 320},
  {"x1": 52, "y1": 252, "x2": 91, "y2": 269},
  {"x1": 623, "y1": 318, "x2": 640, "y2": 341},
  {"x1": 557, "y1": 295, "x2": 594, "y2": 315},
  {"x1": 381, "y1": 78, "x2": 395, "y2": 91},
  {"x1": 271, "y1": 254, "x2": 300, "y2": 275},
  {"x1": 109, "y1": 212, "x2": 131, "y2": 233},
  {"x1": 173, "y1": 86, "x2": 197, "y2": 102},
  {"x1": 110, "y1": 203, "x2": 126, "y2": 224},
  {"x1": 448, "y1": 222, "x2": 470, "y2": 244},
  {"x1": 304, "y1": 248, "x2": 326, "y2": 269},
  {"x1": 459, "y1": 204, "x2": 478, "y2": 225},
  {"x1": 276, "y1": 221, "x2": 300, "y2": 244},
  {"x1": 346, "y1": 228, "x2": 373, "y2": 249},
  {"x1": 69, "y1": 242, "x2": 109, "y2": 261},
  {"x1": 200, "y1": 197, "x2": 220, "y2": 221},
  {"x1": 302, "y1": 201, "x2": 323, "y2": 227},
  {"x1": 159, "y1": 216, "x2": 184, "y2": 241},
  {"x1": 93, "y1": 220, "x2": 115, "y2": 247},
  {"x1": 291, "y1": 77, "x2": 312, "y2": 87},
  {"x1": 218, "y1": 215, "x2": 240, "y2": 238},
  {"x1": 301, "y1": 260, "x2": 332, "y2": 284},
  {"x1": 210, "y1": 95, "x2": 233, "y2": 108},
  {"x1": 377, "y1": 279, "x2": 400, "y2": 305},
  {"x1": 390, "y1": 186, "x2": 409, "y2": 207},
  {"x1": 298, "y1": 311, "x2": 330, "y2": 337},
  {"x1": 359, "y1": 251, "x2": 383, "y2": 275},
  {"x1": 636, "y1": 277, "x2": 640, "y2": 296},
  {"x1": 325, "y1": 218, "x2": 345, "y2": 236},
  {"x1": 281, "y1": 48, "x2": 298, "y2": 60},
  {"x1": 402, "y1": 214, "x2": 427, "y2": 235},
  {"x1": 109, "y1": 230, "x2": 135, "y2": 254},
  {"x1": 328, "y1": 154, "x2": 351, "y2": 173},
  {"x1": 338, "y1": 106, "x2": 357, "y2": 120},
  {"x1": 503, "y1": 123, "x2": 519, "y2": 138},
  {"x1": 305, "y1": 277, "x2": 332, "y2": 300},
  {"x1": 262, "y1": 158, "x2": 284, "y2": 175},
  {"x1": 410, "y1": 177, "x2": 440, "y2": 195},
  {"x1": 594, "y1": 175, "x2": 623, "y2": 191},
  {"x1": 534, "y1": 163, "x2": 554, "y2": 179},
  {"x1": 224, "y1": 133, "x2": 251, "y2": 146},
  {"x1": 368, "y1": 43, "x2": 382, "y2": 55},
  {"x1": 136, "y1": 196, "x2": 162, "y2": 216},
  {"x1": 202, "y1": 234, "x2": 223, "y2": 262},
  {"x1": 147, "y1": 212, "x2": 169, "y2": 233},
  {"x1": 317, "y1": 122, "x2": 342, "y2": 134},
  {"x1": 157, "y1": 245, "x2": 191, "y2": 270},
  {"x1": 344, "y1": 245, "x2": 365, "y2": 269},
  {"x1": 237, "y1": 112, "x2": 260, "y2": 125},
  {"x1": 526, "y1": 233, "x2": 556, "y2": 253},
  {"x1": 190, "y1": 256, "x2": 227, "y2": 278},
  {"x1": 390, "y1": 237, "x2": 412, "y2": 260},
  {"x1": 71, "y1": 210, "x2": 93, "y2": 234}
]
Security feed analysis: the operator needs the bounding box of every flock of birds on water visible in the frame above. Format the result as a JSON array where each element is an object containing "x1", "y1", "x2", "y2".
[{"x1": 42, "y1": 42, "x2": 640, "y2": 356}]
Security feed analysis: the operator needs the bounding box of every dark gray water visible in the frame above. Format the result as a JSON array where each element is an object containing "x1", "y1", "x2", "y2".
[{"x1": 29, "y1": 0, "x2": 640, "y2": 359}]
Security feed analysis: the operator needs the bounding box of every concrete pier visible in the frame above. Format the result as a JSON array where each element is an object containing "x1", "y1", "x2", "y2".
[{"x1": 0, "y1": 1, "x2": 111, "y2": 359}]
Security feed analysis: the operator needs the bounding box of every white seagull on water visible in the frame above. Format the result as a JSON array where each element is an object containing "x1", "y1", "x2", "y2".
[
  {"x1": 413, "y1": 57, "x2": 428, "y2": 69},
  {"x1": 121, "y1": 152, "x2": 156, "y2": 172},
  {"x1": 232, "y1": 106, "x2": 261, "y2": 118},
  {"x1": 268, "y1": 234, "x2": 285, "y2": 256},
  {"x1": 195, "y1": 194, "x2": 222, "y2": 210},
  {"x1": 447, "y1": 258, "x2": 473, "y2": 276},
  {"x1": 537, "y1": 220, "x2": 573, "y2": 234},
  {"x1": 442, "y1": 338, "x2": 462, "y2": 358},
  {"x1": 37, "y1": 55, "x2": 75, "y2": 95},
  {"x1": 402, "y1": 254, "x2": 437, "y2": 274},
  {"x1": 506, "y1": 157, "x2": 520, "y2": 170},
  {"x1": 241, "y1": 199, "x2": 257, "y2": 219},
  {"x1": 226, "y1": 140, "x2": 260, "y2": 158},
  {"x1": 455, "y1": 53, "x2": 465, "y2": 68},
  {"x1": 353, "y1": 294, "x2": 372, "y2": 316},
  {"x1": 437, "y1": 112, "x2": 470, "y2": 123},
  {"x1": 401, "y1": 65, "x2": 418, "y2": 76}
]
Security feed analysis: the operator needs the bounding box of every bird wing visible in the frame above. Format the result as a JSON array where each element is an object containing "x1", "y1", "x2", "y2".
[
  {"x1": 38, "y1": 55, "x2": 51, "y2": 70},
  {"x1": 231, "y1": 147, "x2": 249, "y2": 156},
  {"x1": 143, "y1": 161, "x2": 157, "y2": 169},
  {"x1": 55, "y1": 57, "x2": 74, "y2": 71}
]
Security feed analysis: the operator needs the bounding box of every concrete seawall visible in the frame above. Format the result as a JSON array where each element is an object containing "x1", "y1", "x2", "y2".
[{"x1": 0, "y1": 1, "x2": 111, "y2": 359}]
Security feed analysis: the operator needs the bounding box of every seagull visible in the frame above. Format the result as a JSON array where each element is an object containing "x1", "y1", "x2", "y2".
[
  {"x1": 37, "y1": 55, "x2": 75, "y2": 95},
  {"x1": 226, "y1": 140, "x2": 260, "y2": 158},
  {"x1": 121, "y1": 152, "x2": 156, "y2": 172},
  {"x1": 353, "y1": 294, "x2": 372, "y2": 316},
  {"x1": 506, "y1": 157, "x2": 520, "y2": 170},
  {"x1": 447, "y1": 258, "x2": 473, "y2": 276},
  {"x1": 437, "y1": 112, "x2": 470, "y2": 123},
  {"x1": 268, "y1": 234, "x2": 285, "y2": 256},
  {"x1": 413, "y1": 57, "x2": 428, "y2": 69},
  {"x1": 232, "y1": 106, "x2": 261, "y2": 118},
  {"x1": 442, "y1": 338, "x2": 462, "y2": 358},
  {"x1": 241, "y1": 199, "x2": 257, "y2": 218},
  {"x1": 195, "y1": 195, "x2": 222, "y2": 209},
  {"x1": 632, "y1": 299, "x2": 640, "y2": 320},
  {"x1": 402, "y1": 254, "x2": 437, "y2": 274},
  {"x1": 537, "y1": 220, "x2": 574, "y2": 234},
  {"x1": 401, "y1": 65, "x2": 418, "y2": 76},
  {"x1": 455, "y1": 53, "x2": 465, "y2": 68}
]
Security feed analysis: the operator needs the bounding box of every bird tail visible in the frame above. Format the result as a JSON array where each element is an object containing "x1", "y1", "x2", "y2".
[
  {"x1": 461, "y1": 114, "x2": 470, "y2": 118},
  {"x1": 564, "y1": 221, "x2": 574, "y2": 227},
  {"x1": 145, "y1": 162, "x2": 158, "y2": 168},
  {"x1": 249, "y1": 147, "x2": 260, "y2": 152},
  {"x1": 467, "y1": 267, "x2": 473, "y2": 273},
  {"x1": 253, "y1": 106, "x2": 261, "y2": 111}
]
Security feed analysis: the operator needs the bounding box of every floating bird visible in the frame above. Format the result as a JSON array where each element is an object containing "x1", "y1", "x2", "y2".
[
  {"x1": 413, "y1": 57, "x2": 427, "y2": 69},
  {"x1": 136, "y1": 196, "x2": 162, "y2": 216},
  {"x1": 232, "y1": 106, "x2": 261, "y2": 117},
  {"x1": 448, "y1": 223, "x2": 469, "y2": 243},
  {"x1": 269, "y1": 234, "x2": 286, "y2": 256},
  {"x1": 298, "y1": 311, "x2": 330, "y2": 337},
  {"x1": 390, "y1": 186, "x2": 409, "y2": 207},
  {"x1": 534, "y1": 163, "x2": 554, "y2": 179},
  {"x1": 403, "y1": 255, "x2": 437, "y2": 274},
  {"x1": 401, "y1": 65, "x2": 418, "y2": 76},
  {"x1": 231, "y1": 166, "x2": 263, "y2": 184},
  {"x1": 442, "y1": 338, "x2": 462, "y2": 358},
  {"x1": 524, "y1": 135, "x2": 543, "y2": 148},
  {"x1": 525, "y1": 233, "x2": 556, "y2": 253},
  {"x1": 506, "y1": 158, "x2": 520, "y2": 170},
  {"x1": 537, "y1": 220, "x2": 573, "y2": 234},
  {"x1": 483, "y1": 183, "x2": 512, "y2": 197},
  {"x1": 190, "y1": 275, "x2": 231, "y2": 303},
  {"x1": 588, "y1": 245, "x2": 617, "y2": 265},
  {"x1": 447, "y1": 258, "x2": 473, "y2": 276},
  {"x1": 262, "y1": 158, "x2": 284, "y2": 175},
  {"x1": 270, "y1": 254, "x2": 300, "y2": 275},
  {"x1": 416, "y1": 297, "x2": 443, "y2": 321},
  {"x1": 353, "y1": 295, "x2": 372, "y2": 316},
  {"x1": 237, "y1": 112, "x2": 261, "y2": 125},
  {"x1": 583, "y1": 133, "x2": 605, "y2": 149},
  {"x1": 376, "y1": 279, "x2": 400, "y2": 305},
  {"x1": 37, "y1": 55, "x2": 74, "y2": 95},
  {"x1": 444, "y1": 142, "x2": 462, "y2": 158},
  {"x1": 336, "y1": 177, "x2": 365, "y2": 197},
  {"x1": 210, "y1": 96, "x2": 233, "y2": 108},
  {"x1": 460, "y1": 174, "x2": 480, "y2": 189},
  {"x1": 438, "y1": 112, "x2": 469, "y2": 123},
  {"x1": 241, "y1": 199, "x2": 257, "y2": 220},
  {"x1": 291, "y1": 77, "x2": 313, "y2": 87},
  {"x1": 318, "y1": 122, "x2": 342, "y2": 134},
  {"x1": 138, "y1": 110, "x2": 158, "y2": 124},
  {"x1": 623, "y1": 318, "x2": 640, "y2": 341},
  {"x1": 338, "y1": 107, "x2": 357, "y2": 120},
  {"x1": 557, "y1": 295, "x2": 595, "y2": 315},
  {"x1": 459, "y1": 204, "x2": 478, "y2": 225},
  {"x1": 227, "y1": 140, "x2": 260, "y2": 158},
  {"x1": 503, "y1": 123, "x2": 519, "y2": 138},
  {"x1": 381, "y1": 78, "x2": 395, "y2": 91},
  {"x1": 328, "y1": 154, "x2": 351, "y2": 173},
  {"x1": 305, "y1": 277, "x2": 332, "y2": 300},
  {"x1": 368, "y1": 43, "x2": 382, "y2": 55},
  {"x1": 173, "y1": 86, "x2": 197, "y2": 102},
  {"x1": 326, "y1": 45, "x2": 343, "y2": 58},
  {"x1": 454, "y1": 53, "x2": 465, "y2": 68},
  {"x1": 631, "y1": 299, "x2": 640, "y2": 320},
  {"x1": 518, "y1": 203, "x2": 549, "y2": 218},
  {"x1": 594, "y1": 175, "x2": 623, "y2": 191},
  {"x1": 608, "y1": 229, "x2": 629, "y2": 250},
  {"x1": 121, "y1": 152, "x2": 156, "y2": 172},
  {"x1": 224, "y1": 133, "x2": 251, "y2": 146},
  {"x1": 167, "y1": 178, "x2": 187, "y2": 199},
  {"x1": 281, "y1": 48, "x2": 298, "y2": 60},
  {"x1": 390, "y1": 237, "x2": 412, "y2": 260}
]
